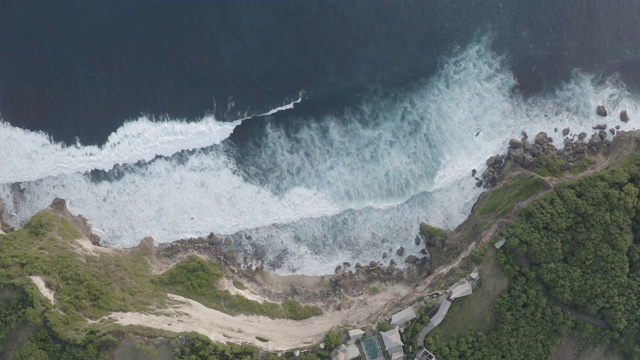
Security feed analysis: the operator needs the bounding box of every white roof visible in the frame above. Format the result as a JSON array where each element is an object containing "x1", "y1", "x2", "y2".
[
  {"x1": 390, "y1": 306, "x2": 417, "y2": 326},
  {"x1": 348, "y1": 329, "x2": 365, "y2": 341},
  {"x1": 449, "y1": 281, "x2": 473, "y2": 300},
  {"x1": 494, "y1": 238, "x2": 507, "y2": 249},
  {"x1": 429, "y1": 299, "x2": 451, "y2": 327},
  {"x1": 381, "y1": 327, "x2": 403, "y2": 351}
]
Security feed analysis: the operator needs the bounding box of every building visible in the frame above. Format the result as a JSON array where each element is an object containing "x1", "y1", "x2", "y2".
[
  {"x1": 449, "y1": 281, "x2": 473, "y2": 300},
  {"x1": 429, "y1": 299, "x2": 451, "y2": 327},
  {"x1": 494, "y1": 238, "x2": 507, "y2": 249},
  {"x1": 348, "y1": 329, "x2": 365, "y2": 343},
  {"x1": 390, "y1": 306, "x2": 417, "y2": 328},
  {"x1": 380, "y1": 327, "x2": 405, "y2": 360},
  {"x1": 414, "y1": 348, "x2": 436, "y2": 360}
]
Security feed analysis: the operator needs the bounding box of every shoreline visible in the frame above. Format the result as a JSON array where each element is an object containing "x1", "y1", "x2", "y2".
[{"x1": 2, "y1": 119, "x2": 640, "y2": 351}]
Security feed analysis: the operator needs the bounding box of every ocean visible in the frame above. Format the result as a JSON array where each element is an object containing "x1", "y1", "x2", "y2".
[{"x1": 2, "y1": 1, "x2": 640, "y2": 274}]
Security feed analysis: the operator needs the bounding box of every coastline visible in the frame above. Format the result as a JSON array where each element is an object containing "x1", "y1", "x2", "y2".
[{"x1": 2, "y1": 122, "x2": 640, "y2": 352}]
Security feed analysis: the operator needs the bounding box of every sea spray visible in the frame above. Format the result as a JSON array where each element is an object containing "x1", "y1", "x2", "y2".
[{"x1": 1, "y1": 37, "x2": 639, "y2": 274}]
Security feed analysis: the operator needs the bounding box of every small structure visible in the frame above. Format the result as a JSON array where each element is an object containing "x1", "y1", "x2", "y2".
[
  {"x1": 429, "y1": 299, "x2": 451, "y2": 327},
  {"x1": 380, "y1": 327, "x2": 405, "y2": 359},
  {"x1": 390, "y1": 306, "x2": 417, "y2": 328},
  {"x1": 414, "y1": 348, "x2": 436, "y2": 360},
  {"x1": 494, "y1": 238, "x2": 507, "y2": 249},
  {"x1": 348, "y1": 329, "x2": 365, "y2": 343},
  {"x1": 449, "y1": 281, "x2": 473, "y2": 300}
]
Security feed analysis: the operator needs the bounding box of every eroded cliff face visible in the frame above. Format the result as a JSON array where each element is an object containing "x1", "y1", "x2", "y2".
[{"x1": 0, "y1": 199, "x2": 14, "y2": 234}]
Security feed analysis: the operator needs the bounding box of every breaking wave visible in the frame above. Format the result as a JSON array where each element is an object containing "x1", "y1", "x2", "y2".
[{"x1": 1, "y1": 37, "x2": 639, "y2": 274}]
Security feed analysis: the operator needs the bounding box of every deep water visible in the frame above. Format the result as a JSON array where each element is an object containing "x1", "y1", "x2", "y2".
[{"x1": 2, "y1": 1, "x2": 640, "y2": 274}]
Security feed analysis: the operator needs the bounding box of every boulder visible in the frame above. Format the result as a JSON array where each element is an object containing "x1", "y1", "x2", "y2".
[
  {"x1": 508, "y1": 146, "x2": 524, "y2": 165},
  {"x1": 471, "y1": 168, "x2": 477, "y2": 177},
  {"x1": 594, "y1": 124, "x2": 607, "y2": 130},
  {"x1": 597, "y1": 105, "x2": 607, "y2": 117},
  {"x1": 415, "y1": 235, "x2": 421, "y2": 245},
  {"x1": 599, "y1": 130, "x2": 608, "y2": 140},
  {"x1": 521, "y1": 131, "x2": 528, "y2": 140},
  {"x1": 382, "y1": 252, "x2": 388, "y2": 259},
  {"x1": 475, "y1": 179, "x2": 483, "y2": 188},
  {"x1": 578, "y1": 132, "x2": 587, "y2": 141},
  {"x1": 396, "y1": 247, "x2": 405, "y2": 256},
  {"x1": 562, "y1": 127, "x2": 570, "y2": 136},
  {"x1": 389, "y1": 259, "x2": 396, "y2": 266},
  {"x1": 589, "y1": 134, "x2": 602, "y2": 145},
  {"x1": 335, "y1": 265, "x2": 342, "y2": 273},
  {"x1": 522, "y1": 139, "x2": 532, "y2": 151},
  {"x1": 509, "y1": 138, "x2": 523, "y2": 148},
  {"x1": 620, "y1": 110, "x2": 630, "y2": 123},
  {"x1": 208, "y1": 233, "x2": 224, "y2": 245},
  {"x1": 405, "y1": 255, "x2": 419, "y2": 264},
  {"x1": 224, "y1": 237, "x2": 233, "y2": 246},
  {"x1": 369, "y1": 261, "x2": 378, "y2": 268},
  {"x1": 522, "y1": 154, "x2": 534, "y2": 168},
  {"x1": 534, "y1": 132, "x2": 548, "y2": 145},
  {"x1": 343, "y1": 262, "x2": 351, "y2": 268},
  {"x1": 610, "y1": 128, "x2": 616, "y2": 135}
]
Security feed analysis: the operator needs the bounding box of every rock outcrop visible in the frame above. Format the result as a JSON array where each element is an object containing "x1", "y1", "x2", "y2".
[
  {"x1": 597, "y1": 105, "x2": 607, "y2": 117},
  {"x1": 621, "y1": 111, "x2": 630, "y2": 123},
  {"x1": 47, "y1": 198, "x2": 101, "y2": 245}
]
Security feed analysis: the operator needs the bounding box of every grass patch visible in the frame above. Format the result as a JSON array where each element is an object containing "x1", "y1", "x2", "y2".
[
  {"x1": 421, "y1": 225, "x2": 445, "y2": 238},
  {"x1": 232, "y1": 279, "x2": 247, "y2": 290},
  {"x1": 155, "y1": 256, "x2": 322, "y2": 320},
  {"x1": 434, "y1": 247, "x2": 509, "y2": 343},
  {"x1": 534, "y1": 156, "x2": 567, "y2": 177},
  {"x1": 570, "y1": 157, "x2": 596, "y2": 174},
  {"x1": 368, "y1": 287, "x2": 380, "y2": 295},
  {"x1": 377, "y1": 322, "x2": 393, "y2": 332},
  {"x1": 477, "y1": 174, "x2": 549, "y2": 229}
]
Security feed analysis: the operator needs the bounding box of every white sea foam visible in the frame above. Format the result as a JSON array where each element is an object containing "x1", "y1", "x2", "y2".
[
  {"x1": 0, "y1": 97, "x2": 304, "y2": 184},
  {"x1": 1, "y1": 37, "x2": 639, "y2": 274}
]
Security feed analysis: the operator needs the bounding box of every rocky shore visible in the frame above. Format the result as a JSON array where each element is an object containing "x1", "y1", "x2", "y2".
[{"x1": 476, "y1": 105, "x2": 625, "y2": 188}]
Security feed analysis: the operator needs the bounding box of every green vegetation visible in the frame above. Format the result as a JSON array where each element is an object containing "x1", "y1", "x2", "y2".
[
  {"x1": 324, "y1": 330, "x2": 342, "y2": 349},
  {"x1": 155, "y1": 256, "x2": 321, "y2": 320},
  {"x1": 425, "y1": 155, "x2": 640, "y2": 359},
  {"x1": 0, "y1": 210, "x2": 320, "y2": 358},
  {"x1": 421, "y1": 225, "x2": 445, "y2": 238},
  {"x1": 172, "y1": 333, "x2": 257, "y2": 360},
  {"x1": 534, "y1": 155, "x2": 567, "y2": 177},
  {"x1": 368, "y1": 286, "x2": 380, "y2": 295},
  {"x1": 255, "y1": 336, "x2": 269, "y2": 343},
  {"x1": 476, "y1": 174, "x2": 549, "y2": 228},
  {"x1": 232, "y1": 278, "x2": 247, "y2": 290},
  {"x1": 570, "y1": 157, "x2": 596, "y2": 174},
  {"x1": 377, "y1": 321, "x2": 393, "y2": 332},
  {"x1": 432, "y1": 247, "x2": 509, "y2": 343}
]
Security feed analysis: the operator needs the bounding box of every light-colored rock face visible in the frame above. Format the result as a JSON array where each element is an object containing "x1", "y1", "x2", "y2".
[{"x1": 29, "y1": 276, "x2": 56, "y2": 305}]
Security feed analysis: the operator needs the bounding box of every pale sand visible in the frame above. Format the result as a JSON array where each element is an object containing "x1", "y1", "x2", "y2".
[
  {"x1": 218, "y1": 277, "x2": 270, "y2": 304},
  {"x1": 105, "y1": 284, "x2": 412, "y2": 351},
  {"x1": 29, "y1": 275, "x2": 56, "y2": 305}
]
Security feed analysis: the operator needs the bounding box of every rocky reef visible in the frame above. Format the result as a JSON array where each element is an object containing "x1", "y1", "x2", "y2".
[{"x1": 475, "y1": 105, "x2": 626, "y2": 188}]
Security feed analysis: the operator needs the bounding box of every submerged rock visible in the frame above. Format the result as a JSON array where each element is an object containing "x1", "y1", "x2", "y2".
[
  {"x1": 594, "y1": 123, "x2": 607, "y2": 130},
  {"x1": 562, "y1": 127, "x2": 570, "y2": 136},
  {"x1": 396, "y1": 247, "x2": 405, "y2": 256}
]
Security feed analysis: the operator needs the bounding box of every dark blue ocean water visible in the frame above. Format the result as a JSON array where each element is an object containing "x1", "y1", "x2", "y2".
[
  {"x1": 2, "y1": 0, "x2": 640, "y2": 145},
  {"x1": 2, "y1": 1, "x2": 640, "y2": 273}
]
